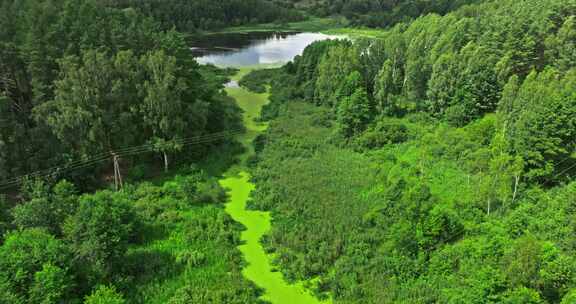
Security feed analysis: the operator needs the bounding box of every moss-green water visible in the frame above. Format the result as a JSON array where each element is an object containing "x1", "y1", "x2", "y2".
[{"x1": 220, "y1": 68, "x2": 330, "y2": 304}]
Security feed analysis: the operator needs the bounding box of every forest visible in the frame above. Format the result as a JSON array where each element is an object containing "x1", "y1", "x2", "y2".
[
  {"x1": 102, "y1": 0, "x2": 485, "y2": 32},
  {"x1": 0, "y1": 0, "x2": 244, "y2": 188},
  {"x1": 0, "y1": 0, "x2": 264, "y2": 302},
  {"x1": 106, "y1": 0, "x2": 304, "y2": 32},
  {"x1": 274, "y1": 0, "x2": 484, "y2": 27},
  {"x1": 245, "y1": 0, "x2": 576, "y2": 302},
  {"x1": 1, "y1": 0, "x2": 575, "y2": 303}
]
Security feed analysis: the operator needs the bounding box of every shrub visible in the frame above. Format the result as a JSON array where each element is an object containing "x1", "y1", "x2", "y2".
[
  {"x1": 195, "y1": 180, "x2": 226, "y2": 204},
  {"x1": 176, "y1": 250, "x2": 206, "y2": 268},
  {"x1": 84, "y1": 285, "x2": 126, "y2": 304},
  {"x1": 355, "y1": 120, "x2": 409, "y2": 149}
]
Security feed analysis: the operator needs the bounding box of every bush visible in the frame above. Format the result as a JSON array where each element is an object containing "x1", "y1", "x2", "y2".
[
  {"x1": 355, "y1": 120, "x2": 409, "y2": 149},
  {"x1": 238, "y1": 69, "x2": 278, "y2": 93},
  {"x1": 84, "y1": 285, "x2": 126, "y2": 304},
  {"x1": 128, "y1": 164, "x2": 148, "y2": 181},
  {"x1": 195, "y1": 179, "x2": 226, "y2": 204},
  {"x1": 0, "y1": 229, "x2": 73, "y2": 303},
  {"x1": 176, "y1": 250, "x2": 206, "y2": 268},
  {"x1": 444, "y1": 104, "x2": 469, "y2": 127}
]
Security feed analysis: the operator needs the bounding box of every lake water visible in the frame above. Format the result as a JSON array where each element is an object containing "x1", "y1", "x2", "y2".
[{"x1": 191, "y1": 32, "x2": 339, "y2": 67}]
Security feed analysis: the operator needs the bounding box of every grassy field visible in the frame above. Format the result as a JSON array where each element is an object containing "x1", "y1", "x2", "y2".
[{"x1": 323, "y1": 27, "x2": 387, "y2": 39}]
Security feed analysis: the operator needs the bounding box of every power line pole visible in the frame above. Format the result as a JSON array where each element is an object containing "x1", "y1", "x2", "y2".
[{"x1": 112, "y1": 152, "x2": 123, "y2": 191}]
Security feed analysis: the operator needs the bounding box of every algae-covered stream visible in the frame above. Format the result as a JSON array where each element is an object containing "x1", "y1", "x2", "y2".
[{"x1": 219, "y1": 68, "x2": 330, "y2": 304}]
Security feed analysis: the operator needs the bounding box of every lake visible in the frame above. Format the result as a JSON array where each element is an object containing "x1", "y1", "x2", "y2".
[{"x1": 190, "y1": 31, "x2": 339, "y2": 67}]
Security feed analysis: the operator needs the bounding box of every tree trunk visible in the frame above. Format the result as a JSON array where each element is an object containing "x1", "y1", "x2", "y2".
[
  {"x1": 512, "y1": 175, "x2": 520, "y2": 203},
  {"x1": 163, "y1": 151, "x2": 169, "y2": 173}
]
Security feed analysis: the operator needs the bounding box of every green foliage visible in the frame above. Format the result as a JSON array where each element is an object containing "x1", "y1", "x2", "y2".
[
  {"x1": 562, "y1": 289, "x2": 576, "y2": 304},
  {"x1": 0, "y1": 229, "x2": 73, "y2": 303},
  {"x1": 239, "y1": 69, "x2": 278, "y2": 93},
  {"x1": 427, "y1": 43, "x2": 501, "y2": 123},
  {"x1": 0, "y1": 196, "x2": 10, "y2": 242},
  {"x1": 1, "y1": 0, "x2": 576, "y2": 303},
  {"x1": 63, "y1": 191, "x2": 136, "y2": 285},
  {"x1": 355, "y1": 119, "x2": 409, "y2": 149},
  {"x1": 1, "y1": 157, "x2": 259, "y2": 303},
  {"x1": 194, "y1": 179, "x2": 226, "y2": 204},
  {"x1": 124, "y1": 177, "x2": 261, "y2": 303},
  {"x1": 502, "y1": 287, "x2": 544, "y2": 304},
  {"x1": 255, "y1": 5, "x2": 576, "y2": 296},
  {"x1": 283, "y1": 0, "x2": 482, "y2": 28},
  {"x1": 109, "y1": 0, "x2": 303, "y2": 31},
  {"x1": 0, "y1": 0, "x2": 242, "y2": 189},
  {"x1": 11, "y1": 180, "x2": 78, "y2": 236},
  {"x1": 84, "y1": 285, "x2": 125, "y2": 304},
  {"x1": 314, "y1": 41, "x2": 360, "y2": 106},
  {"x1": 504, "y1": 68, "x2": 576, "y2": 181},
  {"x1": 175, "y1": 250, "x2": 206, "y2": 268},
  {"x1": 336, "y1": 87, "x2": 373, "y2": 137},
  {"x1": 29, "y1": 263, "x2": 72, "y2": 304}
]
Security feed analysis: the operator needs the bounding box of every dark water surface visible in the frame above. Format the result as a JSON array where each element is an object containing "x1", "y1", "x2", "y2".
[{"x1": 190, "y1": 31, "x2": 339, "y2": 67}]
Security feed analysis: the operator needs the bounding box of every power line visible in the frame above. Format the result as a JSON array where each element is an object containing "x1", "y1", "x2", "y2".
[
  {"x1": 0, "y1": 129, "x2": 243, "y2": 185},
  {"x1": 0, "y1": 132, "x2": 241, "y2": 189},
  {"x1": 0, "y1": 129, "x2": 244, "y2": 189},
  {"x1": 553, "y1": 161, "x2": 576, "y2": 179}
]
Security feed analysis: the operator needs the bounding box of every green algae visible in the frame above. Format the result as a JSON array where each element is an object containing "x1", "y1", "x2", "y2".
[{"x1": 219, "y1": 68, "x2": 330, "y2": 304}]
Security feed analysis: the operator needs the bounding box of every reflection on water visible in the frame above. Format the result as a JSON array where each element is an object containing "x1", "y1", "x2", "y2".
[{"x1": 191, "y1": 32, "x2": 339, "y2": 67}]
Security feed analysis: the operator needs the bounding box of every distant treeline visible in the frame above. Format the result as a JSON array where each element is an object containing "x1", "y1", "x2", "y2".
[
  {"x1": 278, "y1": 0, "x2": 485, "y2": 27},
  {"x1": 105, "y1": 0, "x2": 304, "y2": 31}
]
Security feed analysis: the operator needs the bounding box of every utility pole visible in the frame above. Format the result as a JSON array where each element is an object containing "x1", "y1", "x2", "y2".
[{"x1": 112, "y1": 152, "x2": 123, "y2": 191}]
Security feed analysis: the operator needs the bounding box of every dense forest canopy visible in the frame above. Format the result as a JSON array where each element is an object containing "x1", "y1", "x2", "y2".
[
  {"x1": 0, "y1": 0, "x2": 242, "y2": 188},
  {"x1": 273, "y1": 0, "x2": 576, "y2": 184},
  {"x1": 242, "y1": 0, "x2": 576, "y2": 302},
  {"x1": 0, "y1": 1, "x2": 264, "y2": 302},
  {"x1": 101, "y1": 0, "x2": 485, "y2": 32},
  {"x1": 105, "y1": 0, "x2": 304, "y2": 31},
  {"x1": 277, "y1": 0, "x2": 485, "y2": 27}
]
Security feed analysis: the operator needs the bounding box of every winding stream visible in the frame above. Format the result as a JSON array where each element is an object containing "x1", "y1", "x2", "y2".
[
  {"x1": 219, "y1": 69, "x2": 329, "y2": 304},
  {"x1": 193, "y1": 31, "x2": 337, "y2": 303}
]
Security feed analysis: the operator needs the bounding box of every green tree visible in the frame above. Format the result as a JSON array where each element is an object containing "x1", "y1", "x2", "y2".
[
  {"x1": 315, "y1": 43, "x2": 360, "y2": 107},
  {"x1": 426, "y1": 52, "x2": 460, "y2": 116},
  {"x1": 502, "y1": 287, "x2": 544, "y2": 304},
  {"x1": 64, "y1": 191, "x2": 135, "y2": 285},
  {"x1": 29, "y1": 263, "x2": 72, "y2": 304},
  {"x1": 497, "y1": 75, "x2": 521, "y2": 135},
  {"x1": 0, "y1": 229, "x2": 72, "y2": 303},
  {"x1": 11, "y1": 180, "x2": 78, "y2": 236},
  {"x1": 505, "y1": 68, "x2": 576, "y2": 181},
  {"x1": 420, "y1": 204, "x2": 464, "y2": 252},
  {"x1": 561, "y1": 289, "x2": 576, "y2": 304},
  {"x1": 427, "y1": 43, "x2": 500, "y2": 124},
  {"x1": 336, "y1": 71, "x2": 363, "y2": 101},
  {"x1": 403, "y1": 16, "x2": 443, "y2": 104},
  {"x1": 374, "y1": 59, "x2": 405, "y2": 115},
  {"x1": 35, "y1": 50, "x2": 143, "y2": 158},
  {"x1": 478, "y1": 131, "x2": 525, "y2": 215},
  {"x1": 140, "y1": 51, "x2": 187, "y2": 172},
  {"x1": 84, "y1": 285, "x2": 125, "y2": 304},
  {"x1": 337, "y1": 88, "x2": 373, "y2": 138}
]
